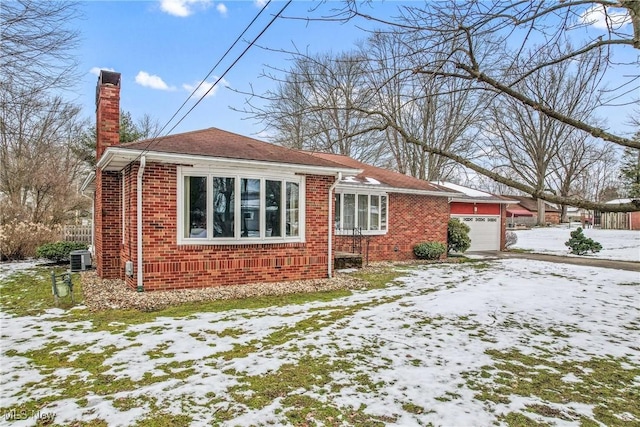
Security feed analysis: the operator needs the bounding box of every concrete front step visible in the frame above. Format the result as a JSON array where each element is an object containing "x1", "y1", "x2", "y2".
[{"x1": 334, "y1": 252, "x2": 363, "y2": 269}]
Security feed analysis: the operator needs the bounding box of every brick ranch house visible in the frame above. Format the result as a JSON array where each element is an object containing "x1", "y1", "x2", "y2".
[{"x1": 82, "y1": 70, "x2": 459, "y2": 292}]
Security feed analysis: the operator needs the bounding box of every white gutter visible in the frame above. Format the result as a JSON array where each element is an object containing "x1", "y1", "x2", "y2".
[
  {"x1": 136, "y1": 156, "x2": 146, "y2": 292},
  {"x1": 97, "y1": 147, "x2": 361, "y2": 177},
  {"x1": 79, "y1": 192, "x2": 95, "y2": 257},
  {"x1": 327, "y1": 172, "x2": 342, "y2": 278},
  {"x1": 335, "y1": 183, "x2": 460, "y2": 198}
]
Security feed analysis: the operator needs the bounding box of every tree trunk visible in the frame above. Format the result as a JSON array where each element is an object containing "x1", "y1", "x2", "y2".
[{"x1": 537, "y1": 198, "x2": 546, "y2": 226}]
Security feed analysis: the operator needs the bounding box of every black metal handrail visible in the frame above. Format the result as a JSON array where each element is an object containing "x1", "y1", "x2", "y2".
[{"x1": 352, "y1": 227, "x2": 362, "y2": 254}]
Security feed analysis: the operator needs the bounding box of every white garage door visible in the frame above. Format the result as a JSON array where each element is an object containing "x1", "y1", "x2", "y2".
[{"x1": 452, "y1": 215, "x2": 501, "y2": 251}]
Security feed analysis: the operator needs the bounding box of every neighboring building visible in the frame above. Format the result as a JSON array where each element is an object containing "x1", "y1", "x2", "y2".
[
  {"x1": 565, "y1": 206, "x2": 593, "y2": 225},
  {"x1": 599, "y1": 199, "x2": 640, "y2": 230},
  {"x1": 505, "y1": 196, "x2": 561, "y2": 226},
  {"x1": 83, "y1": 70, "x2": 457, "y2": 292},
  {"x1": 432, "y1": 182, "x2": 517, "y2": 251}
]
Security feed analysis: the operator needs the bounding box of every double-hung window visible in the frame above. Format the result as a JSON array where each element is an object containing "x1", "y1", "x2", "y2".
[
  {"x1": 179, "y1": 167, "x2": 304, "y2": 244},
  {"x1": 335, "y1": 192, "x2": 388, "y2": 235}
]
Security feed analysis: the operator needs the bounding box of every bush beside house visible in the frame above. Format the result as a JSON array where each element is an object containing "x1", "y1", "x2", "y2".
[
  {"x1": 447, "y1": 218, "x2": 471, "y2": 253},
  {"x1": 414, "y1": 242, "x2": 447, "y2": 260}
]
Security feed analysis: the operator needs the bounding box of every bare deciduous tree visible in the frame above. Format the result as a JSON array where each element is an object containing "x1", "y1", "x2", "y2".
[
  {"x1": 360, "y1": 30, "x2": 486, "y2": 180},
  {"x1": 0, "y1": 0, "x2": 80, "y2": 92},
  {"x1": 242, "y1": 51, "x2": 383, "y2": 164},
  {"x1": 321, "y1": 0, "x2": 640, "y2": 212},
  {"x1": 0, "y1": 84, "x2": 87, "y2": 224}
]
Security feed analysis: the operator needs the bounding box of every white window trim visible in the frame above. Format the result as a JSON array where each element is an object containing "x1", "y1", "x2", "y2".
[
  {"x1": 335, "y1": 191, "x2": 388, "y2": 236},
  {"x1": 177, "y1": 166, "x2": 306, "y2": 245}
]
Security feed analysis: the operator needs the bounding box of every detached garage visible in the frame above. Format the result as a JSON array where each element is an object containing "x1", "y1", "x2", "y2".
[{"x1": 433, "y1": 182, "x2": 516, "y2": 251}]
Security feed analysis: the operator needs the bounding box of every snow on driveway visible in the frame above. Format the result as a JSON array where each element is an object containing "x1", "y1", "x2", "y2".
[
  {"x1": 1, "y1": 259, "x2": 638, "y2": 426},
  {"x1": 513, "y1": 226, "x2": 640, "y2": 262}
]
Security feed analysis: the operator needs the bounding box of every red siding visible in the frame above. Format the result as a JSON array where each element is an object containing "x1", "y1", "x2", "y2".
[
  {"x1": 631, "y1": 212, "x2": 640, "y2": 230},
  {"x1": 450, "y1": 202, "x2": 501, "y2": 215}
]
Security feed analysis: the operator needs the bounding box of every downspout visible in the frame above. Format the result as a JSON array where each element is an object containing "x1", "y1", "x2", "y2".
[
  {"x1": 80, "y1": 192, "x2": 95, "y2": 257},
  {"x1": 327, "y1": 172, "x2": 342, "y2": 278},
  {"x1": 137, "y1": 156, "x2": 146, "y2": 292}
]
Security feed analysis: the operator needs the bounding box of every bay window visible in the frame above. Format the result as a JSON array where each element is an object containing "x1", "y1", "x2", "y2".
[
  {"x1": 335, "y1": 192, "x2": 388, "y2": 234},
  {"x1": 179, "y1": 168, "x2": 304, "y2": 244}
]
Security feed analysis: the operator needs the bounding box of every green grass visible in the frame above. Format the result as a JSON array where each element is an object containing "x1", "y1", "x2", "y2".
[
  {"x1": 0, "y1": 264, "x2": 409, "y2": 426},
  {"x1": 0, "y1": 267, "x2": 82, "y2": 315},
  {"x1": 351, "y1": 269, "x2": 405, "y2": 289},
  {"x1": 467, "y1": 348, "x2": 640, "y2": 425},
  {"x1": 1, "y1": 263, "x2": 406, "y2": 334}
]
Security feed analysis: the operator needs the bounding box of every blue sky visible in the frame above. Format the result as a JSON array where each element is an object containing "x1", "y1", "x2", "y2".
[
  {"x1": 73, "y1": 1, "x2": 637, "y2": 140},
  {"x1": 75, "y1": 0, "x2": 390, "y2": 138}
]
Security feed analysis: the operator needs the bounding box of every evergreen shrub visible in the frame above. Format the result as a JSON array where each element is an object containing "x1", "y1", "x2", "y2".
[
  {"x1": 414, "y1": 242, "x2": 447, "y2": 260},
  {"x1": 36, "y1": 241, "x2": 88, "y2": 262},
  {"x1": 564, "y1": 227, "x2": 602, "y2": 255}
]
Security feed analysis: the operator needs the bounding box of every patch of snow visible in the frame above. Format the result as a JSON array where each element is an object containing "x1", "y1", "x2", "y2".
[
  {"x1": 365, "y1": 177, "x2": 381, "y2": 185},
  {"x1": 513, "y1": 226, "x2": 640, "y2": 262},
  {"x1": 0, "y1": 260, "x2": 41, "y2": 281},
  {"x1": 432, "y1": 181, "x2": 494, "y2": 198},
  {"x1": 1, "y1": 260, "x2": 638, "y2": 425}
]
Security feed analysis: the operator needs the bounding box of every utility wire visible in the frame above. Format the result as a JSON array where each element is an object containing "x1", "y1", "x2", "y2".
[
  {"x1": 129, "y1": 0, "x2": 292, "y2": 164},
  {"x1": 162, "y1": 0, "x2": 291, "y2": 137},
  {"x1": 154, "y1": 0, "x2": 272, "y2": 139}
]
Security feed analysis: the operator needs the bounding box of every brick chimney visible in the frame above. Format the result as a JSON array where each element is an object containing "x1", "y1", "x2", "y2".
[
  {"x1": 96, "y1": 70, "x2": 121, "y2": 160},
  {"x1": 94, "y1": 70, "x2": 122, "y2": 280}
]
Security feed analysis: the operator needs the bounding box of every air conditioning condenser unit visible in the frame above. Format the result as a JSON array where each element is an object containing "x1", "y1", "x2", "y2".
[{"x1": 70, "y1": 250, "x2": 92, "y2": 272}]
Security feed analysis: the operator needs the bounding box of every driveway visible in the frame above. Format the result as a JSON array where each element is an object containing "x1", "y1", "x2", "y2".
[{"x1": 473, "y1": 251, "x2": 640, "y2": 272}]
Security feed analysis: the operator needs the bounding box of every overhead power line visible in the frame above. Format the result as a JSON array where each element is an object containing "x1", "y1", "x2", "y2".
[
  {"x1": 155, "y1": 0, "x2": 272, "y2": 139},
  {"x1": 128, "y1": 0, "x2": 292, "y2": 165}
]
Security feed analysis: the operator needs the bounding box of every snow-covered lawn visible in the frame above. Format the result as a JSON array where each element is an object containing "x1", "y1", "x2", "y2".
[
  {"x1": 513, "y1": 226, "x2": 640, "y2": 262},
  {"x1": 1, "y1": 260, "x2": 638, "y2": 426}
]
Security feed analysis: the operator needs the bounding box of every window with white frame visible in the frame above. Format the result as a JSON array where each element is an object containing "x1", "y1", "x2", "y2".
[
  {"x1": 179, "y1": 168, "x2": 304, "y2": 244},
  {"x1": 335, "y1": 192, "x2": 388, "y2": 234}
]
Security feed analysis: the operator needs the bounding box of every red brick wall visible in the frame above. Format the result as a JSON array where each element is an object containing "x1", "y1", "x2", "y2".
[
  {"x1": 631, "y1": 212, "x2": 640, "y2": 230},
  {"x1": 95, "y1": 170, "x2": 122, "y2": 278},
  {"x1": 96, "y1": 84, "x2": 120, "y2": 160},
  {"x1": 122, "y1": 163, "x2": 333, "y2": 291},
  {"x1": 334, "y1": 193, "x2": 449, "y2": 261},
  {"x1": 545, "y1": 212, "x2": 561, "y2": 224}
]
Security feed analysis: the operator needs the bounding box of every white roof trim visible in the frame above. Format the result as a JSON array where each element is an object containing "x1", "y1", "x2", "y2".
[
  {"x1": 80, "y1": 171, "x2": 96, "y2": 193},
  {"x1": 450, "y1": 197, "x2": 518, "y2": 204},
  {"x1": 336, "y1": 182, "x2": 458, "y2": 197},
  {"x1": 97, "y1": 147, "x2": 362, "y2": 176}
]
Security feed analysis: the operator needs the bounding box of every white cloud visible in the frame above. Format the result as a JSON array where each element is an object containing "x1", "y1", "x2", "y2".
[
  {"x1": 135, "y1": 71, "x2": 174, "y2": 91},
  {"x1": 216, "y1": 3, "x2": 227, "y2": 16},
  {"x1": 159, "y1": 0, "x2": 211, "y2": 17},
  {"x1": 254, "y1": 0, "x2": 267, "y2": 8},
  {"x1": 90, "y1": 67, "x2": 115, "y2": 76},
  {"x1": 182, "y1": 78, "x2": 229, "y2": 98},
  {"x1": 579, "y1": 5, "x2": 631, "y2": 30}
]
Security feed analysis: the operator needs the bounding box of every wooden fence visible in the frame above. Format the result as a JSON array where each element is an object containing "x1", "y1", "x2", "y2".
[
  {"x1": 62, "y1": 225, "x2": 92, "y2": 244},
  {"x1": 600, "y1": 212, "x2": 630, "y2": 230}
]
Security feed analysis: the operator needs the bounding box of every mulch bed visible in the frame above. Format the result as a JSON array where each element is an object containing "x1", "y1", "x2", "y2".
[{"x1": 80, "y1": 271, "x2": 369, "y2": 312}]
